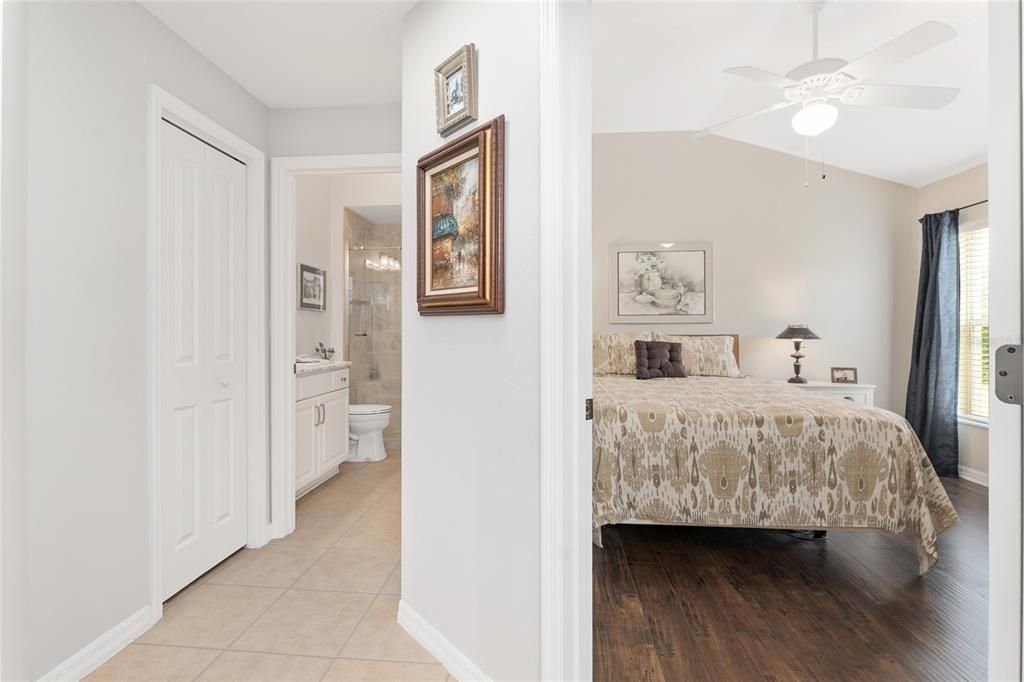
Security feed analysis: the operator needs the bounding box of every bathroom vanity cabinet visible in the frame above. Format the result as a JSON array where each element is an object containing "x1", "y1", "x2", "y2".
[{"x1": 295, "y1": 365, "x2": 350, "y2": 496}]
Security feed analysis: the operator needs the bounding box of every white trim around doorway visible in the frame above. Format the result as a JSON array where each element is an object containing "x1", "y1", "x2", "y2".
[
  {"x1": 146, "y1": 85, "x2": 268, "y2": 621},
  {"x1": 538, "y1": 2, "x2": 593, "y2": 680},
  {"x1": 268, "y1": 153, "x2": 401, "y2": 540}
]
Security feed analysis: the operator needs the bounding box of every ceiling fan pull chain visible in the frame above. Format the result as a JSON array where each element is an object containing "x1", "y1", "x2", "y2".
[
  {"x1": 821, "y1": 139, "x2": 827, "y2": 181},
  {"x1": 804, "y1": 136, "x2": 810, "y2": 188}
]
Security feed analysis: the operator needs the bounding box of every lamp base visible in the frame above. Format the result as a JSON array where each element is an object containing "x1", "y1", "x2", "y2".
[{"x1": 787, "y1": 376, "x2": 808, "y2": 384}]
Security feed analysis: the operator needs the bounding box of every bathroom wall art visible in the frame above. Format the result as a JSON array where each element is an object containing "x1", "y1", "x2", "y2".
[{"x1": 298, "y1": 263, "x2": 327, "y2": 311}]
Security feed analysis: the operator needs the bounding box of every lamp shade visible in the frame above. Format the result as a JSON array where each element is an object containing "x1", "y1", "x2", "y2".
[{"x1": 775, "y1": 324, "x2": 820, "y2": 341}]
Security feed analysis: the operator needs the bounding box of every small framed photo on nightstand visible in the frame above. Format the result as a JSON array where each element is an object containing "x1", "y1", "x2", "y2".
[{"x1": 831, "y1": 367, "x2": 858, "y2": 384}]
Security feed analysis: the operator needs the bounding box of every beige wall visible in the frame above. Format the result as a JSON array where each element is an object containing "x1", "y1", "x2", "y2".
[
  {"x1": 894, "y1": 164, "x2": 989, "y2": 480},
  {"x1": 293, "y1": 172, "x2": 402, "y2": 358},
  {"x1": 295, "y1": 175, "x2": 333, "y2": 355},
  {"x1": 594, "y1": 132, "x2": 915, "y2": 411}
]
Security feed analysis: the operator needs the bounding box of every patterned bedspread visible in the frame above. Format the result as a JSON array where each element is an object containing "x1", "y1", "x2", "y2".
[{"x1": 592, "y1": 375, "x2": 959, "y2": 572}]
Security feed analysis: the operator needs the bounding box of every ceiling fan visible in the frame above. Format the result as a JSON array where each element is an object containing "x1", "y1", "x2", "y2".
[{"x1": 699, "y1": 3, "x2": 960, "y2": 137}]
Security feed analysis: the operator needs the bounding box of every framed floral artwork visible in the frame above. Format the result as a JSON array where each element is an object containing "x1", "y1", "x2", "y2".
[{"x1": 608, "y1": 242, "x2": 713, "y2": 324}]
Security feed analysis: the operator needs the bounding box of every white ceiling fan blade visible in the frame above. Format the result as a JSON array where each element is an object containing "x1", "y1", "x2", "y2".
[
  {"x1": 694, "y1": 100, "x2": 798, "y2": 137},
  {"x1": 842, "y1": 84, "x2": 960, "y2": 109},
  {"x1": 839, "y1": 21, "x2": 956, "y2": 83},
  {"x1": 725, "y1": 66, "x2": 800, "y2": 90}
]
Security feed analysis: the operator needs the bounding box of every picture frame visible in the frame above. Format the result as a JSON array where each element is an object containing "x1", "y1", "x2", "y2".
[
  {"x1": 609, "y1": 242, "x2": 714, "y2": 324},
  {"x1": 298, "y1": 264, "x2": 327, "y2": 311},
  {"x1": 831, "y1": 367, "x2": 859, "y2": 384},
  {"x1": 434, "y1": 43, "x2": 478, "y2": 137},
  {"x1": 417, "y1": 115, "x2": 505, "y2": 316}
]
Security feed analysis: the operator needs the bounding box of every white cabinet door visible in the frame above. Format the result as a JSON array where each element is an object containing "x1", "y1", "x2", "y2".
[
  {"x1": 295, "y1": 397, "x2": 320, "y2": 492},
  {"x1": 160, "y1": 121, "x2": 247, "y2": 600},
  {"x1": 320, "y1": 389, "x2": 350, "y2": 469}
]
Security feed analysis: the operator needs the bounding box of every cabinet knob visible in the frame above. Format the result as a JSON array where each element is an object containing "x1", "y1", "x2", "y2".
[{"x1": 220, "y1": 379, "x2": 229, "y2": 388}]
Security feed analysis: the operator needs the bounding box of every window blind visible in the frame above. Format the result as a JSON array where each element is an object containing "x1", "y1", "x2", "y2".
[{"x1": 958, "y1": 225, "x2": 989, "y2": 420}]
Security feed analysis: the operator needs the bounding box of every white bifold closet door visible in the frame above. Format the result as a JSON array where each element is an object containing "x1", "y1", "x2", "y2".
[{"x1": 159, "y1": 121, "x2": 248, "y2": 600}]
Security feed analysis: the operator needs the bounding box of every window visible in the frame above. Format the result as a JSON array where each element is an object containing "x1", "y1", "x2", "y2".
[{"x1": 959, "y1": 225, "x2": 989, "y2": 420}]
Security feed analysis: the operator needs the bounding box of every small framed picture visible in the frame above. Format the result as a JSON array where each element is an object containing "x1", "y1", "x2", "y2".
[
  {"x1": 434, "y1": 44, "x2": 478, "y2": 137},
  {"x1": 831, "y1": 367, "x2": 858, "y2": 384},
  {"x1": 298, "y1": 264, "x2": 326, "y2": 311}
]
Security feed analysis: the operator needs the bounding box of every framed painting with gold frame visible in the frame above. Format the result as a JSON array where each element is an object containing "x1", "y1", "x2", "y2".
[{"x1": 417, "y1": 115, "x2": 505, "y2": 315}]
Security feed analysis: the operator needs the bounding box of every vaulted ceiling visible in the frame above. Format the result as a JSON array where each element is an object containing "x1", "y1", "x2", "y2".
[{"x1": 593, "y1": 2, "x2": 987, "y2": 187}]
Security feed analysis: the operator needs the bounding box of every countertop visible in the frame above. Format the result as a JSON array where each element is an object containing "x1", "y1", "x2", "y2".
[{"x1": 295, "y1": 359, "x2": 352, "y2": 377}]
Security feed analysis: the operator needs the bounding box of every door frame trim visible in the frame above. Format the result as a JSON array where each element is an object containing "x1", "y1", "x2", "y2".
[
  {"x1": 538, "y1": 3, "x2": 592, "y2": 679},
  {"x1": 268, "y1": 153, "x2": 401, "y2": 540},
  {"x1": 146, "y1": 85, "x2": 267, "y2": 616}
]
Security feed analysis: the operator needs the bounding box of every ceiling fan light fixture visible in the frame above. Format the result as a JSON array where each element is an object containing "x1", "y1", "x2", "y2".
[{"x1": 791, "y1": 101, "x2": 838, "y2": 137}]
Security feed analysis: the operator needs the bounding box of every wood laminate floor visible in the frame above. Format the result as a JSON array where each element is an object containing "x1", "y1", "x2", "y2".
[{"x1": 593, "y1": 477, "x2": 987, "y2": 681}]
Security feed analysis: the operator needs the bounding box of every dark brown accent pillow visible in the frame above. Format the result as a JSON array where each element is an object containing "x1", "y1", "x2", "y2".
[{"x1": 634, "y1": 340, "x2": 685, "y2": 379}]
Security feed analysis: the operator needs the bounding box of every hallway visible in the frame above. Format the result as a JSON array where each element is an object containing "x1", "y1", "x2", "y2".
[{"x1": 87, "y1": 452, "x2": 448, "y2": 681}]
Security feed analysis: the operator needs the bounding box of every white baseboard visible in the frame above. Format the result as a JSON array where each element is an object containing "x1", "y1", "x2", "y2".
[
  {"x1": 959, "y1": 465, "x2": 989, "y2": 487},
  {"x1": 39, "y1": 604, "x2": 157, "y2": 682},
  {"x1": 397, "y1": 600, "x2": 490, "y2": 682}
]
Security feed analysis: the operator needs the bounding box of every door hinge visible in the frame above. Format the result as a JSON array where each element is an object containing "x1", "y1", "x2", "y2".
[
  {"x1": 585, "y1": 398, "x2": 594, "y2": 421},
  {"x1": 995, "y1": 344, "x2": 1023, "y2": 405}
]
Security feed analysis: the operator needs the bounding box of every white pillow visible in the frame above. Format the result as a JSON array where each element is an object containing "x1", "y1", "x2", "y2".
[{"x1": 653, "y1": 334, "x2": 741, "y2": 377}]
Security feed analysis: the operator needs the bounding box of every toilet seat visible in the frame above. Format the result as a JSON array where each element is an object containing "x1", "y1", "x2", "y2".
[{"x1": 350, "y1": 404, "x2": 391, "y2": 416}]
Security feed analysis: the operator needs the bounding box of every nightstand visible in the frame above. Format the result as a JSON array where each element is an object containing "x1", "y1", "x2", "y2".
[{"x1": 783, "y1": 381, "x2": 876, "y2": 407}]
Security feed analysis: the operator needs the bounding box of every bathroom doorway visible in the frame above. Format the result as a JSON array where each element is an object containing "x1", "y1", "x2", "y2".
[{"x1": 268, "y1": 154, "x2": 401, "y2": 539}]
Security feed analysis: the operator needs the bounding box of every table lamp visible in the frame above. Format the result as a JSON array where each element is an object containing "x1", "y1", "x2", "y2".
[{"x1": 775, "y1": 324, "x2": 820, "y2": 384}]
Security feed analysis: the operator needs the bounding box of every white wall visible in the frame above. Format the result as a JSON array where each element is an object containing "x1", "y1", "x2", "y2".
[
  {"x1": 593, "y1": 132, "x2": 915, "y2": 411},
  {"x1": 6, "y1": 3, "x2": 268, "y2": 679},
  {"x1": 893, "y1": 164, "x2": 989, "y2": 480},
  {"x1": 2, "y1": 1, "x2": 30, "y2": 677},
  {"x1": 268, "y1": 104, "x2": 401, "y2": 157},
  {"x1": 402, "y1": 3, "x2": 542, "y2": 679},
  {"x1": 295, "y1": 174, "x2": 333, "y2": 355}
]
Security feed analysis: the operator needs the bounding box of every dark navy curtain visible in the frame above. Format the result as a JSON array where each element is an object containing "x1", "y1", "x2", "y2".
[{"x1": 905, "y1": 209, "x2": 960, "y2": 477}]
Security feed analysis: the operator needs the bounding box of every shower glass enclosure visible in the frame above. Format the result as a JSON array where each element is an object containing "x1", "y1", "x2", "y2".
[{"x1": 346, "y1": 209, "x2": 402, "y2": 444}]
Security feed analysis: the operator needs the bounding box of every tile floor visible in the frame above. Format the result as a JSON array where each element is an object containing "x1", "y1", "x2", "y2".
[{"x1": 88, "y1": 450, "x2": 450, "y2": 682}]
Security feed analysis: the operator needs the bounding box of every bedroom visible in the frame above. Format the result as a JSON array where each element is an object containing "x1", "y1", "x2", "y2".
[{"x1": 591, "y1": 2, "x2": 989, "y2": 679}]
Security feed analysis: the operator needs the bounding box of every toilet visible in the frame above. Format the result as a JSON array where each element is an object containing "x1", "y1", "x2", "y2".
[{"x1": 348, "y1": 404, "x2": 391, "y2": 462}]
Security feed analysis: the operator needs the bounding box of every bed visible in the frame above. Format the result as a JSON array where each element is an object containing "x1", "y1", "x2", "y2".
[{"x1": 592, "y1": 334, "x2": 959, "y2": 573}]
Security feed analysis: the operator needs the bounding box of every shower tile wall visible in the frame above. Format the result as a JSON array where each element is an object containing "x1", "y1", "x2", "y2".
[{"x1": 346, "y1": 210, "x2": 402, "y2": 442}]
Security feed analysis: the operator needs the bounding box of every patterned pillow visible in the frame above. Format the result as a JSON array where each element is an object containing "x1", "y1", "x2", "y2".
[
  {"x1": 653, "y1": 334, "x2": 741, "y2": 377},
  {"x1": 634, "y1": 340, "x2": 684, "y2": 379},
  {"x1": 593, "y1": 331, "x2": 652, "y2": 375}
]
